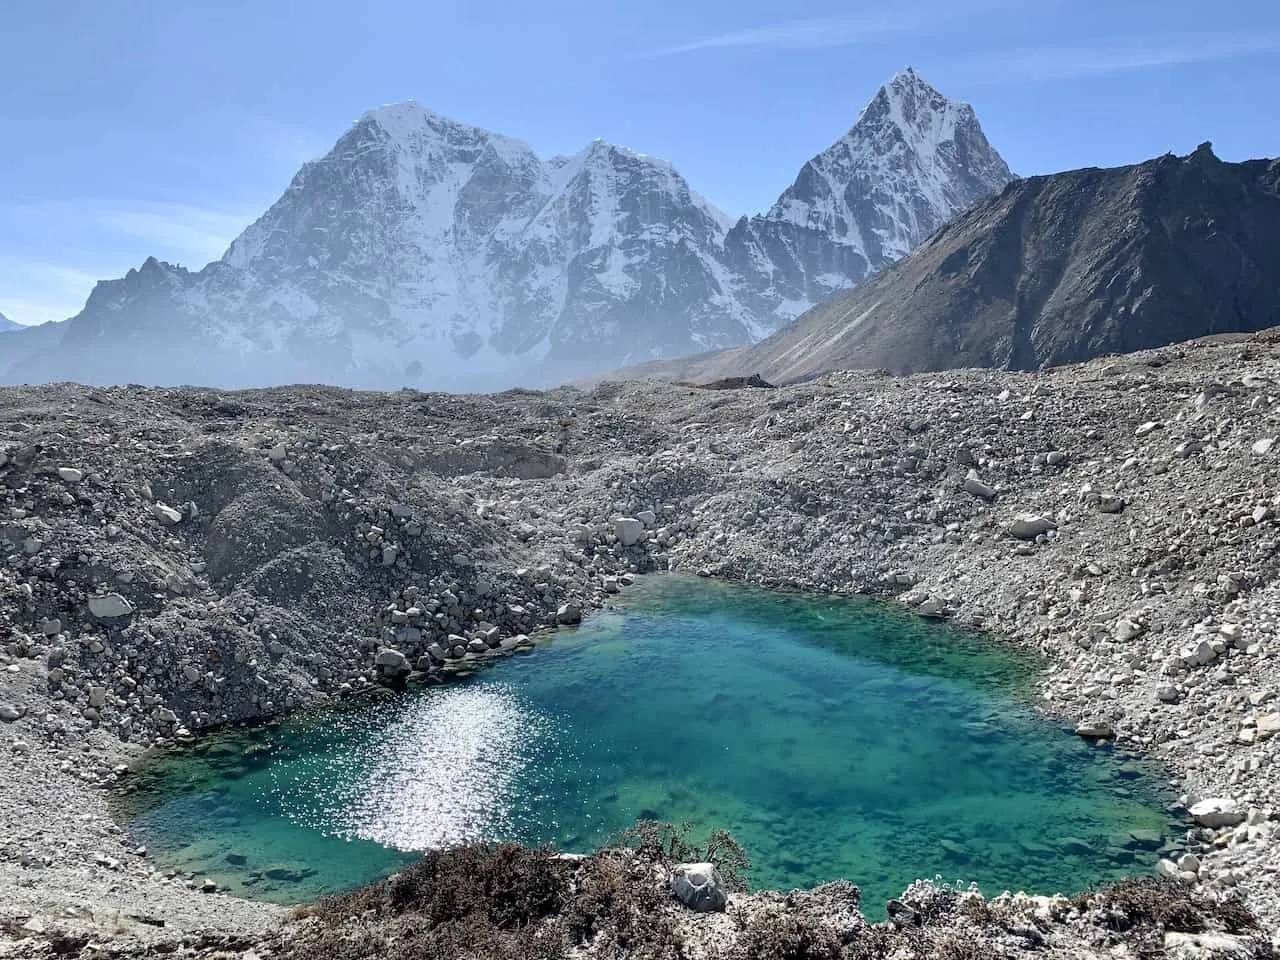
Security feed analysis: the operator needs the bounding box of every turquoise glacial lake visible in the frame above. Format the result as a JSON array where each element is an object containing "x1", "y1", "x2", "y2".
[{"x1": 115, "y1": 575, "x2": 1181, "y2": 907}]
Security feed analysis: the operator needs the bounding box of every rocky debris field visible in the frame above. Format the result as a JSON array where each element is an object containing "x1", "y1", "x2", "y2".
[{"x1": 3, "y1": 330, "x2": 1280, "y2": 957}]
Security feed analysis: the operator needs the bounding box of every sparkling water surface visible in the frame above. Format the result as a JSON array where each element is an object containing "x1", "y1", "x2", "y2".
[{"x1": 114, "y1": 574, "x2": 1181, "y2": 907}]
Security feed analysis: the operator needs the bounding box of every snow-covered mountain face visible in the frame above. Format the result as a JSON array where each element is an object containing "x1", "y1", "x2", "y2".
[
  {"x1": 3, "y1": 69, "x2": 1012, "y2": 390},
  {"x1": 0, "y1": 312, "x2": 21, "y2": 333},
  {"x1": 723, "y1": 67, "x2": 1014, "y2": 324}
]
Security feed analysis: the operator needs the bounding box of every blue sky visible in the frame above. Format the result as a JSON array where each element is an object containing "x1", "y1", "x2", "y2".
[{"x1": 2, "y1": 0, "x2": 1277, "y2": 326}]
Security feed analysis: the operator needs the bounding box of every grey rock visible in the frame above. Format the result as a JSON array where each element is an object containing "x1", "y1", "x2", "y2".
[
  {"x1": 1188, "y1": 798, "x2": 1245, "y2": 828},
  {"x1": 613, "y1": 517, "x2": 645, "y2": 547},
  {"x1": 0, "y1": 703, "x2": 26, "y2": 722},
  {"x1": 1075, "y1": 720, "x2": 1115, "y2": 740},
  {"x1": 152, "y1": 502, "x2": 183, "y2": 525},
  {"x1": 962, "y1": 471, "x2": 996, "y2": 500},
  {"x1": 670, "y1": 862, "x2": 728, "y2": 912},
  {"x1": 88, "y1": 593, "x2": 134, "y2": 618},
  {"x1": 375, "y1": 648, "x2": 409, "y2": 674},
  {"x1": 1008, "y1": 514, "x2": 1057, "y2": 540}
]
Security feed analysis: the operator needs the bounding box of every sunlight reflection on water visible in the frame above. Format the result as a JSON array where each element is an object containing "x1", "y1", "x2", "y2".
[{"x1": 268, "y1": 685, "x2": 555, "y2": 851}]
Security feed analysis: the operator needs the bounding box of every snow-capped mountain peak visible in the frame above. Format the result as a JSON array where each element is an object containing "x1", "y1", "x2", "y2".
[
  {"x1": 5, "y1": 69, "x2": 1013, "y2": 390},
  {"x1": 722, "y1": 67, "x2": 1013, "y2": 324}
]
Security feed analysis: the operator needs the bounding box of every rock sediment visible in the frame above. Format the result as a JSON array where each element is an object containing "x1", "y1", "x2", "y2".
[{"x1": 4, "y1": 331, "x2": 1280, "y2": 954}]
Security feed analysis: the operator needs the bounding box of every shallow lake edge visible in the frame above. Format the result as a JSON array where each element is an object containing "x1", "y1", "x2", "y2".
[{"x1": 111, "y1": 570, "x2": 1188, "y2": 907}]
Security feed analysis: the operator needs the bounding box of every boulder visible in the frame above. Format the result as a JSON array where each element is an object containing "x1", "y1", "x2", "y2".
[
  {"x1": 1008, "y1": 514, "x2": 1057, "y2": 540},
  {"x1": 917, "y1": 597, "x2": 947, "y2": 618},
  {"x1": 1113, "y1": 619, "x2": 1144, "y2": 642},
  {"x1": 1180, "y1": 640, "x2": 1217, "y2": 668},
  {"x1": 613, "y1": 517, "x2": 645, "y2": 546},
  {"x1": 375, "y1": 648, "x2": 410, "y2": 675},
  {"x1": 1074, "y1": 720, "x2": 1115, "y2": 740},
  {"x1": 88, "y1": 594, "x2": 134, "y2": 618},
  {"x1": 0, "y1": 703, "x2": 26, "y2": 722},
  {"x1": 152, "y1": 502, "x2": 183, "y2": 525},
  {"x1": 1256, "y1": 713, "x2": 1280, "y2": 741},
  {"x1": 557, "y1": 603, "x2": 583, "y2": 625},
  {"x1": 962, "y1": 472, "x2": 996, "y2": 500},
  {"x1": 670, "y1": 862, "x2": 728, "y2": 912},
  {"x1": 1252, "y1": 438, "x2": 1276, "y2": 456},
  {"x1": 57, "y1": 467, "x2": 84, "y2": 482},
  {"x1": 1188, "y1": 798, "x2": 1245, "y2": 828}
]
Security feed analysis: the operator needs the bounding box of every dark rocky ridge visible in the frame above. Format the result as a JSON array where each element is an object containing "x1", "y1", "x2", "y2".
[{"x1": 624, "y1": 144, "x2": 1280, "y2": 385}]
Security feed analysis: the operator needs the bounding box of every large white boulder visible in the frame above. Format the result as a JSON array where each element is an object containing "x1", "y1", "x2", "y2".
[
  {"x1": 152, "y1": 502, "x2": 183, "y2": 525},
  {"x1": 613, "y1": 517, "x2": 645, "y2": 546},
  {"x1": 1188, "y1": 798, "x2": 1245, "y2": 828}
]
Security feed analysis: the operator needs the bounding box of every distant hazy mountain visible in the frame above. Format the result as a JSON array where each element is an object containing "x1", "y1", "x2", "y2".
[
  {"x1": 0, "y1": 69, "x2": 1012, "y2": 390},
  {"x1": 0, "y1": 312, "x2": 21, "y2": 333},
  {"x1": 621, "y1": 144, "x2": 1280, "y2": 384}
]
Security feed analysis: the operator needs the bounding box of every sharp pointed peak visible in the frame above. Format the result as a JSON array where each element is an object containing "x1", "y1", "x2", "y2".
[{"x1": 880, "y1": 67, "x2": 957, "y2": 105}]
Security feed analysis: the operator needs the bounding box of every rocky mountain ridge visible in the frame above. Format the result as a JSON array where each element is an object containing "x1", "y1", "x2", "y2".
[
  {"x1": 0, "y1": 69, "x2": 1012, "y2": 390},
  {"x1": 625, "y1": 143, "x2": 1280, "y2": 385}
]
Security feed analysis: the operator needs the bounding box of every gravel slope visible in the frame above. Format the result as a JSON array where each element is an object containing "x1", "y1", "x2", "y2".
[{"x1": 3, "y1": 332, "x2": 1280, "y2": 956}]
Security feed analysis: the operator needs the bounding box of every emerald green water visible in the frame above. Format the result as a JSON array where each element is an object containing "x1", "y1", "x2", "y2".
[{"x1": 115, "y1": 575, "x2": 1180, "y2": 907}]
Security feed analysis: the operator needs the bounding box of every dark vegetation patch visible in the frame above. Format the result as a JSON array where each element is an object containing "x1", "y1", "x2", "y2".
[
  {"x1": 691, "y1": 373, "x2": 777, "y2": 390},
  {"x1": 266, "y1": 829, "x2": 1272, "y2": 960}
]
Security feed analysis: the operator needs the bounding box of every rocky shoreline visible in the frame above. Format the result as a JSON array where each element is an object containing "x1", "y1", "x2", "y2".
[{"x1": 4, "y1": 332, "x2": 1280, "y2": 957}]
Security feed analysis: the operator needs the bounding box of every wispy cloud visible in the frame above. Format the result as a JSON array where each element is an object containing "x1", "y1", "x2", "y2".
[
  {"x1": 633, "y1": 13, "x2": 925, "y2": 59},
  {"x1": 0, "y1": 255, "x2": 108, "y2": 326},
  {"x1": 959, "y1": 30, "x2": 1280, "y2": 83},
  {"x1": 0, "y1": 200, "x2": 256, "y2": 326},
  {"x1": 98, "y1": 203, "x2": 254, "y2": 263}
]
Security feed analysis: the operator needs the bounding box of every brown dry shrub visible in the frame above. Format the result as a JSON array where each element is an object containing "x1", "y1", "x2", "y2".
[
  {"x1": 1076, "y1": 877, "x2": 1207, "y2": 934},
  {"x1": 728, "y1": 909, "x2": 843, "y2": 960},
  {"x1": 564, "y1": 851, "x2": 684, "y2": 960},
  {"x1": 621, "y1": 819, "x2": 752, "y2": 891},
  {"x1": 844, "y1": 924, "x2": 901, "y2": 960},
  {"x1": 320, "y1": 842, "x2": 566, "y2": 929}
]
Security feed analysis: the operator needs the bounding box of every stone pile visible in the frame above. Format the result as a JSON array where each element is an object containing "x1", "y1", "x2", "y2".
[{"x1": 3, "y1": 333, "x2": 1280, "y2": 953}]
